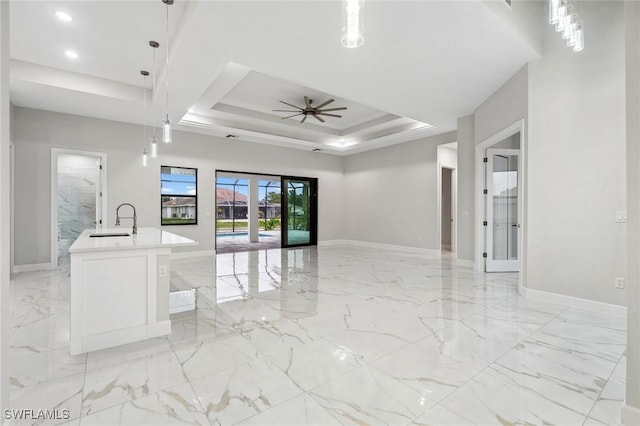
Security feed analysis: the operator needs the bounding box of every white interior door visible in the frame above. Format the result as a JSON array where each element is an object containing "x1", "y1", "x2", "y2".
[{"x1": 486, "y1": 148, "x2": 521, "y2": 272}]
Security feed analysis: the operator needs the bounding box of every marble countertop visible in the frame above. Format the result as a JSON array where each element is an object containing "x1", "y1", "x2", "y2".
[{"x1": 68, "y1": 227, "x2": 198, "y2": 253}]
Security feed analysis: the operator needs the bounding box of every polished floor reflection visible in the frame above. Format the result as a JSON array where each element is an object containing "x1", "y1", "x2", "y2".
[{"x1": 8, "y1": 245, "x2": 627, "y2": 425}]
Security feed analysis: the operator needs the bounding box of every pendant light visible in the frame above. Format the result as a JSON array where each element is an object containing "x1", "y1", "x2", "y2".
[
  {"x1": 341, "y1": 0, "x2": 364, "y2": 48},
  {"x1": 549, "y1": 0, "x2": 585, "y2": 52},
  {"x1": 162, "y1": 0, "x2": 173, "y2": 143},
  {"x1": 141, "y1": 70, "x2": 149, "y2": 167},
  {"x1": 149, "y1": 40, "x2": 160, "y2": 157}
]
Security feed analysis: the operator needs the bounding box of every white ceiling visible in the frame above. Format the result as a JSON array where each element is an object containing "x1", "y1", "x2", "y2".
[{"x1": 8, "y1": 0, "x2": 542, "y2": 155}]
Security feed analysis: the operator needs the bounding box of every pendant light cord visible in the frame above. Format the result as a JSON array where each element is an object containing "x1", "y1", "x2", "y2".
[{"x1": 165, "y1": 2, "x2": 170, "y2": 119}]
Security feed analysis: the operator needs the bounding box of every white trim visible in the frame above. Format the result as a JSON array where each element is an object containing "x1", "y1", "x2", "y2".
[
  {"x1": 455, "y1": 259, "x2": 475, "y2": 268},
  {"x1": 475, "y1": 119, "x2": 527, "y2": 296},
  {"x1": 321, "y1": 239, "x2": 441, "y2": 255},
  {"x1": 524, "y1": 288, "x2": 627, "y2": 317},
  {"x1": 12, "y1": 262, "x2": 56, "y2": 273},
  {"x1": 9, "y1": 141, "x2": 13, "y2": 274},
  {"x1": 51, "y1": 148, "x2": 108, "y2": 269},
  {"x1": 318, "y1": 239, "x2": 350, "y2": 246},
  {"x1": 622, "y1": 404, "x2": 640, "y2": 426},
  {"x1": 170, "y1": 250, "x2": 216, "y2": 259}
]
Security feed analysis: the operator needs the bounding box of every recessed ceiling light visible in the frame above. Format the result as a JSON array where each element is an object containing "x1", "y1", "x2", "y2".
[
  {"x1": 65, "y1": 50, "x2": 79, "y2": 60},
  {"x1": 56, "y1": 11, "x2": 72, "y2": 22}
]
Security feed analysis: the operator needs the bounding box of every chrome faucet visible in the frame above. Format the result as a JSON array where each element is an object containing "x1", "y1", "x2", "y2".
[{"x1": 115, "y1": 203, "x2": 137, "y2": 235}]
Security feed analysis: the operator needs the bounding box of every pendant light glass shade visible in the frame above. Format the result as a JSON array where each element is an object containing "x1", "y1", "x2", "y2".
[
  {"x1": 341, "y1": 0, "x2": 364, "y2": 48},
  {"x1": 549, "y1": 0, "x2": 584, "y2": 52},
  {"x1": 162, "y1": 116, "x2": 172, "y2": 143},
  {"x1": 142, "y1": 149, "x2": 148, "y2": 167},
  {"x1": 162, "y1": 0, "x2": 173, "y2": 143},
  {"x1": 573, "y1": 21, "x2": 584, "y2": 51},
  {"x1": 150, "y1": 135, "x2": 158, "y2": 158},
  {"x1": 549, "y1": 0, "x2": 560, "y2": 24}
]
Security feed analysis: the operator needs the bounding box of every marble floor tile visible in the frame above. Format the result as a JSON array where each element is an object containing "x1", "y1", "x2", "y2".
[
  {"x1": 9, "y1": 373, "x2": 84, "y2": 426},
  {"x1": 10, "y1": 347, "x2": 86, "y2": 390},
  {"x1": 309, "y1": 366, "x2": 435, "y2": 425},
  {"x1": 235, "y1": 393, "x2": 341, "y2": 426},
  {"x1": 171, "y1": 334, "x2": 258, "y2": 382},
  {"x1": 486, "y1": 343, "x2": 612, "y2": 415},
  {"x1": 266, "y1": 338, "x2": 363, "y2": 390},
  {"x1": 81, "y1": 350, "x2": 188, "y2": 416},
  {"x1": 85, "y1": 337, "x2": 172, "y2": 372},
  {"x1": 7, "y1": 244, "x2": 631, "y2": 426},
  {"x1": 190, "y1": 357, "x2": 303, "y2": 425},
  {"x1": 369, "y1": 341, "x2": 480, "y2": 403},
  {"x1": 440, "y1": 372, "x2": 586, "y2": 425},
  {"x1": 79, "y1": 383, "x2": 208, "y2": 426},
  {"x1": 410, "y1": 404, "x2": 476, "y2": 425},
  {"x1": 588, "y1": 377, "x2": 625, "y2": 425}
]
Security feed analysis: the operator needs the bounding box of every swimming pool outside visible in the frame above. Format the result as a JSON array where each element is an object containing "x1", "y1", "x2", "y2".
[{"x1": 216, "y1": 232, "x2": 271, "y2": 238}]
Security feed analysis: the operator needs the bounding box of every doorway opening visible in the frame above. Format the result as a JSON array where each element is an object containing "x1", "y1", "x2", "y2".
[
  {"x1": 437, "y1": 142, "x2": 458, "y2": 254},
  {"x1": 475, "y1": 120, "x2": 526, "y2": 293},
  {"x1": 51, "y1": 149, "x2": 107, "y2": 269},
  {"x1": 441, "y1": 167, "x2": 454, "y2": 251},
  {"x1": 215, "y1": 170, "x2": 317, "y2": 253}
]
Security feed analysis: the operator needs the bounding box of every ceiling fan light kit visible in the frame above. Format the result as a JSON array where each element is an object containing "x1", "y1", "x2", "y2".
[{"x1": 273, "y1": 96, "x2": 347, "y2": 124}]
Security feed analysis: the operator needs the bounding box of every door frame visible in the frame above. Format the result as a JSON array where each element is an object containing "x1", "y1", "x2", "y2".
[
  {"x1": 485, "y1": 148, "x2": 522, "y2": 272},
  {"x1": 437, "y1": 166, "x2": 457, "y2": 253},
  {"x1": 281, "y1": 175, "x2": 318, "y2": 248},
  {"x1": 50, "y1": 148, "x2": 108, "y2": 268},
  {"x1": 474, "y1": 120, "x2": 526, "y2": 295}
]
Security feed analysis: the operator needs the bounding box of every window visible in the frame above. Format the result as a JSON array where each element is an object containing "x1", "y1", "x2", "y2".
[{"x1": 161, "y1": 166, "x2": 197, "y2": 225}]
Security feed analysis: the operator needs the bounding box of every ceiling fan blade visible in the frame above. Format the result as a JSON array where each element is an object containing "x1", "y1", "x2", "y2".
[
  {"x1": 317, "y1": 113, "x2": 342, "y2": 118},
  {"x1": 304, "y1": 96, "x2": 312, "y2": 108},
  {"x1": 315, "y1": 99, "x2": 335, "y2": 109},
  {"x1": 272, "y1": 109, "x2": 300, "y2": 112},
  {"x1": 279, "y1": 101, "x2": 303, "y2": 110},
  {"x1": 320, "y1": 107, "x2": 347, "y2": 112},
  {"x1": 312, "y1": 114, "x2": 325, "y2": 123},
  {"x1": 282, "y1": 113, "x2": 303, "y2": 119},
  {"x1": 301, "y1": 115, "x2": 308, "y2": 123}
]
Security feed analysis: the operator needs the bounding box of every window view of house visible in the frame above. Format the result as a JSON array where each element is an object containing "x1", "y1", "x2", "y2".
[{"x1": 161, "y1": 166, "x2": 197, "y2": 225}]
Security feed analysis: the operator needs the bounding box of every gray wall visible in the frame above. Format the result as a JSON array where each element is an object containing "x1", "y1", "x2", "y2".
[
  {"x1": 474, "y1": 65, "x2": 528, "y2": 145},
  {"x1": 456, "y1": 115, "x2": 475, "y2": 261},
  {"x1": 12, "y1": 107, "x2": 346, "y2": 265},
  {"x1": 624, "y1": 1, "x2": 640, "y2": 419},
  {"x1": 343, "y1": 132, "x2": 457, "y2": 250},
  {"x1": 527, "y1": 1, "x2": 626, "y2": 305}
]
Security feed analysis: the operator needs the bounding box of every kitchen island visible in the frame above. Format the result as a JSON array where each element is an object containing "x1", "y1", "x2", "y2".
[{"x1": 68, "y1": 227, "x2": 197, "y2": 355}]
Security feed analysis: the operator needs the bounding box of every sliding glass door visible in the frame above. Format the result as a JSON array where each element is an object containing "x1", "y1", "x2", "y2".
[{"x1": 282, "y1": 177, "x2": 317, "y2": 248}]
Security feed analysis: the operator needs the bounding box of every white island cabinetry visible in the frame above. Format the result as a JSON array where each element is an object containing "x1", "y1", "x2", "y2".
[{"x1": 68, "y1": 227, "x2": 197, "y2": 355}]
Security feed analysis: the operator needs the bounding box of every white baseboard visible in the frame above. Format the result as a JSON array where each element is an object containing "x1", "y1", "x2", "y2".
[
  {"x1": 318, "y1": 239, "x2": 349, "y2": 246},
  {"x1": 622, "y1": 403, "x2": 640, "y2": 425},
  {"x1": 523, "y1": 288, "x2": 627, "y2": 317},
  {"x1": 320, "y1": 239, "x2": 441, "y2": 255},
  {"x1": 455, "y1": 259, "x2": 475, "y2": 268},
  {"x1": 170, "y1": 250, "x2": 215, "y2": 259},
  {"x1": 12, "y1": 262, "x2": 56, "y2": 273}
]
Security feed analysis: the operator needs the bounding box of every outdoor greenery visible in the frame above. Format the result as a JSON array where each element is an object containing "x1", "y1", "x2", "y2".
[
  {"x1": 216, "y1": 220, "x2": 247, "y2": 229},
  {"x1": 261, "y1": 218, "x2": 281, "y2": 230}
]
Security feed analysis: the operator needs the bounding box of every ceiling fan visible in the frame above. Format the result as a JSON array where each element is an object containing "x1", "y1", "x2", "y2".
[{"x1": 273, "y1": 96, "x2": 347, "y2": 123}]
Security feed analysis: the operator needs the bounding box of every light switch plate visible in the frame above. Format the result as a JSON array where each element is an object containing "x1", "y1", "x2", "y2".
[
  {"x1": 616, "y1": 211, "x2": 628, "y2": 223},
  {"x1": 615, "y1": 277, "x2": 624, "y2": 289}
]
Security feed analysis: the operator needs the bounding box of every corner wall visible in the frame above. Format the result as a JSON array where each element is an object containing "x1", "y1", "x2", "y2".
[
  {"x1": 11, "y1": 107, "x2": 346, "y2": 266},
  {"x1": 527, "y1": 1, "x2": 626, "y2": 305},
  {"x1": 343, "y1": 132, "x2": 457, "y2": 250}
]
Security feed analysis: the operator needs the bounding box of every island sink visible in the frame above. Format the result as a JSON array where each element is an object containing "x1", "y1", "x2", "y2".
[{"x1": 89, "y1": 232, "x2": 131, "y2": 238}]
